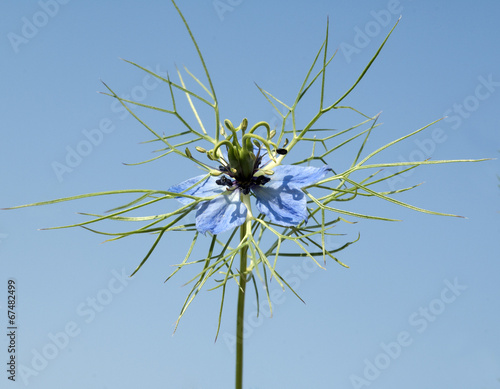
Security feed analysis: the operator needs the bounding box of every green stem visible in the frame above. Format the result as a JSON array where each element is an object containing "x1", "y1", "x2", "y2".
[{"x1": 235, "y1": 222, "x2": 248, "y2": 389}]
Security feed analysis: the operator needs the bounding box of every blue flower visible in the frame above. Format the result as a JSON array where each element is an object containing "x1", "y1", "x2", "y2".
[{"x1": 169, "y1": 164, "x2": 331, "y2": 235}]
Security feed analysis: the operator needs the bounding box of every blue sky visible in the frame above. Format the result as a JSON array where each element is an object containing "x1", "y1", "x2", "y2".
[{"x1": 1, "y1": 1, "x2": 499, "y2": 388}]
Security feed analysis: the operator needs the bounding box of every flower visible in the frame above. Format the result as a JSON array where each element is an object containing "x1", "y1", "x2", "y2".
[{"x1": 169, "y1": 162, "x2": 331, "y2": 235}]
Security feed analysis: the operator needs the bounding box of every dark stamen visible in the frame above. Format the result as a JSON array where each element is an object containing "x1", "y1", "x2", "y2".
[
  {"x1": 215, "y1": 143, "x2": 272, "y2": 195},
  {"x1": 215, "y1": 176, "x2": 233, "y2": 187},
  {"x1": 254, "y1": 175, "x2": 271, "y2": 186}
]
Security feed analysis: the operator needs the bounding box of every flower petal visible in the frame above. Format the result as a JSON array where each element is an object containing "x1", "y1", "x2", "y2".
[
  {"x1": 252, "y1": 184, "x2": 308, "y2": 226},
  {"x1": 270, "y1": 165, "x2": 331, "y2": 188},
  {"x1": 252, "y1": 164, "x2": 331, "y2": 226},
  {"x1": 195, "y1": 189, "x2": 247, "y2": 234},
  {"x1": 168, "y1": 174, "x2": 223, "y2": 205}
]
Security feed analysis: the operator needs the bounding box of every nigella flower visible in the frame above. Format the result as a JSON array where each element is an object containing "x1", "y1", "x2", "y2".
[{"x1": 168, "y1": 132, "x2": 331, "y2": 235}]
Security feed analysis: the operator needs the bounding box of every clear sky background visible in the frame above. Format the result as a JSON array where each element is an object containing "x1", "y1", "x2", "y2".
[{"x1": 1, "y1": 1, "x2": 499, "y2": 388}]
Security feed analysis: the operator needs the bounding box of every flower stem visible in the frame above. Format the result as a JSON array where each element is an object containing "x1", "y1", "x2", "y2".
[{"x1": 235, "y1": 221, "x2": 248, "y2": 389}]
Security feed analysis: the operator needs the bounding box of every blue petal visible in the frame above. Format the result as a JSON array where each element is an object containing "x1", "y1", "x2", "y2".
[
  {"x1": 252, "y1": 164, "x2": 331, "y2": 226},
  {"x1": 252, "y1": 184, "x2": 308, "y2": 226},
  {"x1": 195, "y1": 189, "x2": 247, "y2": 234},
  {"x1": 270, "y1": 165, "x2": 331, "y2": 188},
  {"x1": 168, "y1": 174, "x2": 223, "y2": 205}
]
